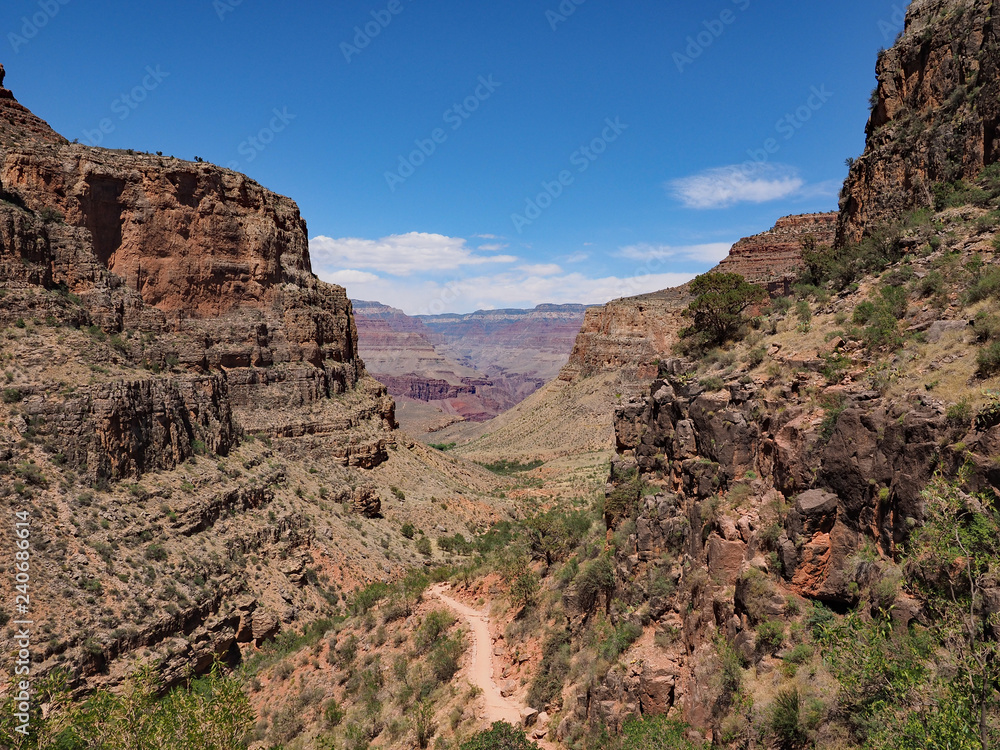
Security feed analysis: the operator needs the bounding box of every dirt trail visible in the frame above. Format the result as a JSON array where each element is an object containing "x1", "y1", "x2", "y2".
[{"x1": 430, "y1": 584, "x2": 555, "y2": 748}]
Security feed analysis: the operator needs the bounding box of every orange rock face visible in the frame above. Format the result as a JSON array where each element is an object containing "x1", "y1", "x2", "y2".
[
  {"x1": 715, "y1": 212, "x2": 837, "y2": 288},
  {"x1": 561, "y1": 213, "x2": 836, "y2": 383},
  {"x1": 0, "y1": 71, "x2": 394, "y2": 479}
]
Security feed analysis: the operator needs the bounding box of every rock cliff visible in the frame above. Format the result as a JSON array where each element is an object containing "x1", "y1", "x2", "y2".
[
  {"x1": 0, "y1": 70, "x2": 395, "y2": 482},
  {"x1": 839, "y1": 0, "x2": 1000, "y2": 242},
  {"x1": 0, "y1": 67, "x2": 459, "y2": 697},
  {"x1": 715, "y1": 212, "x2": 837, "y2": 289}
]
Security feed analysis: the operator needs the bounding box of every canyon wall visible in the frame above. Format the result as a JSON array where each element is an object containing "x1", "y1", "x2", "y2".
[{"x1": 0, "y1": 69, "x2": 394, "y2": 482}]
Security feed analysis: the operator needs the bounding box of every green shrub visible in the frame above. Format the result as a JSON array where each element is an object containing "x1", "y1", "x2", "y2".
[
  {"x1": 428, "y1": 633, "x2": 465, "y2": 682},
  {"x1": 755, "y1": 620, "x2": 785, "y2": 656},
  {"x1": 460, "y1": 722, "x2": 539, "y2": 750},
  {"x1": 598, "y1": 621, "x2": 643, "y2": 661},
  {"x1": 699, "y1": 376, "x2": 725, "y2": 392},
  {"x1": 853, "y1": 300, "x2": 877, "y2": 325},
  {"x1": 966, "y1": 266, "x2": 1000, "y2": 303},
  {"x1": 528, "y1": 630, "x2": 571, "y2": 709},
  {"x1": 770, "y1": 688, "x2": 806, "y2": 747},
  {"x1": 428, "y1": 442, "x2": 456, "y2": 451},
  {"x1": 976, "y1": 340, "x2": 1000, "y2": 377},
  {"x1": 479, "y1": 459, "x2": 544, "y2": 475},
  {"x1": 680, "y1": 272, "x2": 767, "y2": 349},
  {"x1": 575, "y1": 556, "x2": 615, "y2": 612},
  {"x1": 784, "y1": 643, "x2": 814, "y2": 665},
  {"x1": 416, "y1": 537, "x2": 432, "y2": 556},
  {"x1": 145, "y1": 544, "x2": 168, "y2": 562},
  {"x1": 1, "y1": 388, "x2": 22, "y2": 404},
  {"x1": 415, "y1": 609, "x2": 455, "y2": 653},
  {"x1": 794, "y1": 299, "x2": 812, "y2": 326},
  {"x1": 620, "y1": 716, "x2": 707, "y2": 749},
  {"x1": 401, "y1": 523, "x2": 416, "y2": 540},
  {"x1": 947, "y1": 398, "x2": 973, "y2": 428}
]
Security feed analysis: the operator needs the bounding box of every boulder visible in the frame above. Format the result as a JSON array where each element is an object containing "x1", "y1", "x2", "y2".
[{"x1": 351, "y1": 484, "x2": 382, "y2": 518}]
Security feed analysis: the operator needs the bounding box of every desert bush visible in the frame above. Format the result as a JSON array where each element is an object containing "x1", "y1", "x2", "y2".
[
  {"x1": 770, "y1": 688, "x2": 806, "y2": 747},
  {"x1": 528, "y1": 630, "x2": 571, "y2": 708},
  {"x1": 966, "y1": 266, "x2": 1000, "y2": 303},
  {"x1": 755, "y1": 620, "x2": 785, "y2": 656},
  {"x1": 460, "y1": 722, "x2": 539, "y2": 750},
  {"x1": 977, "y1": 340, "x2": 1000, "y2": 376},
  {"x1": 575, "y1": 556, "x2": 615, "y2": 613}
]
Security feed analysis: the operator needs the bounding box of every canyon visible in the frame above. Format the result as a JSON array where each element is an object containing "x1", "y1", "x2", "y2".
[
  {"x1": 353, "y1": 301, "x2": 589, "y2": 433},
  {"x1": 4, "y1": 0, "x2": 1000, "y2": 746}
]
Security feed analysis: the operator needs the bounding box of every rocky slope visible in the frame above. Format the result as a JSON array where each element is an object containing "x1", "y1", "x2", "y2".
[{"x1": 839, "y1": 0, "x2": 1000, "y2": 242}]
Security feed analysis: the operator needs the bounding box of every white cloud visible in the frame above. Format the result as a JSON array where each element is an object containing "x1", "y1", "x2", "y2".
[
  {"x1": 669, "y1": 164, "x2": 804, "y2": 209},
  {"x1": 518, "y1": 263, "x2": 563, "y2": 276},
  {"x1": 310, "y1": 232, "x2": 518, "y2": 277},
  {"x1": 618, "y1": 242, "x2": 733, "y2": 264},
  {"x1": 563, "y1": 251, "x2": 590, "y2": 263},
  {"x1": 478, "y1": 243, "x2": 509, "y2": 252},
  {"x1": 324, "y1": 269, "x2": 381, "y2": 285},
  {"x1": 474, "y1": 233, "x2": 499, "y2": 239}
]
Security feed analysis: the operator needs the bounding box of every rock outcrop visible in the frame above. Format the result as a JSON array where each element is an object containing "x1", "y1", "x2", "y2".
[
  {"x1": 839, "y1": 0, "x2": 1000, "y2": 242},
  {"x1": 0, "y1": 70, "x2": 394, "y2": 481},
  {"x1": 560, "y1": 214, "x2": 834, "y2": 384},
  {"x1": 715, "y1": 212, "x2": 837, "y2": 289}
]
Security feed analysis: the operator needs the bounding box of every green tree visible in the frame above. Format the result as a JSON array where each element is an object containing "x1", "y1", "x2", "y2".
[
  {"x1": 460, "y1": 721, "x2": 539, "y2": 750},
  {"x1": 681, "y1": 272, "x2": 767, "y2": 348}
]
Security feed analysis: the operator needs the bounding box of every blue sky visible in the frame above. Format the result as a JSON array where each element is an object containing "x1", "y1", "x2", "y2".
[{"x1": 2, "y1": 0, "x2": 908, "y2": 313}]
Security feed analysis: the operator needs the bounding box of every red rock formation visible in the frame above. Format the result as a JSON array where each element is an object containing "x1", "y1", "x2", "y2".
[
  {"x1": 561, "y1": 214, "x2": 836, "y2": 383},
  {"x1": 0, "y1": 70, "x2": 394, "y2": 480},
  {"x1": 715, "y1": 212, "x2": 837, "y2": 288}
]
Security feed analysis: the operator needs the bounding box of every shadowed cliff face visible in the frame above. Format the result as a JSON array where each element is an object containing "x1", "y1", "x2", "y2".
[{"x1": 839, "y1": 0, "x2": 1000, "y2": 243}]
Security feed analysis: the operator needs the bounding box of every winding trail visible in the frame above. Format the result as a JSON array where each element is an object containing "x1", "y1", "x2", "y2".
[{"x1": 430, "y1": 584, "x2": 555, "y2": 748}]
